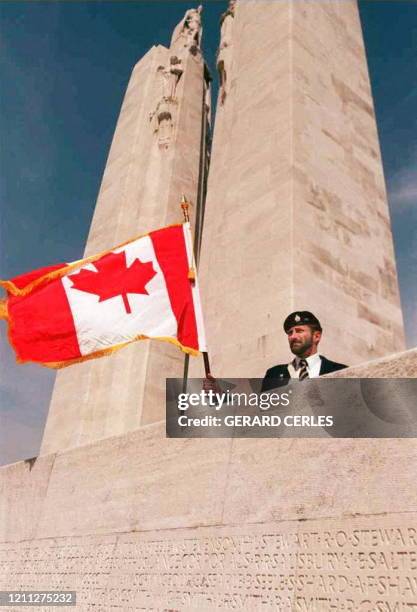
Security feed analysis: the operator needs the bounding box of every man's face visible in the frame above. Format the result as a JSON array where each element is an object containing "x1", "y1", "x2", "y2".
[{"x1": 287, "y1": 325, "x2": 321, "y2": 357}]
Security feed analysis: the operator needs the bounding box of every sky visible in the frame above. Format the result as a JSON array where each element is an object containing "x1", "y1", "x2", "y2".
[{"x1": 0, "y1": 1, "x2": 416, "y2": 466}]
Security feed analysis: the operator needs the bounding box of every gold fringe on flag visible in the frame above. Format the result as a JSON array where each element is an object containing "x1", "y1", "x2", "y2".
[
  {"x1": 17, "y1": 335, "x2": 201, "y2": 369},
  {"x1": 0, "y1": 299, "x2": 8, "y2": 321}
]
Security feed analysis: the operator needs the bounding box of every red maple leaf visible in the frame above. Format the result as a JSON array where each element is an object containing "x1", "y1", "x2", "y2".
[{"x1": 69, "y1": 251, "x2": 157, "y2": 314}]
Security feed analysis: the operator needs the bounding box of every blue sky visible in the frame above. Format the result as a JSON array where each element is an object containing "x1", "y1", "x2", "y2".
[{"x1": 0, "y1": 1, "x2": 416, "y2": 465}]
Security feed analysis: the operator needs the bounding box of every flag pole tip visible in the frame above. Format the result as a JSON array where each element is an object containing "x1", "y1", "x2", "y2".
[{"x1": 180, "y1": 195, "x2": 190, "y2": 223}]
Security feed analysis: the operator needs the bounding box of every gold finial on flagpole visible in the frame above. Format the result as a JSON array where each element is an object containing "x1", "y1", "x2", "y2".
[
  {"x1": 180, "y1": 195, "x2": 195, "y2": 281},
  {"x1": 181, "y1": 194, "x2": 190, "y2": 223}
]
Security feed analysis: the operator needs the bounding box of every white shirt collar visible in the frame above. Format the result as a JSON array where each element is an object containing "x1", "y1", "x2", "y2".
[{"x1": 293, "y1": 353, "x2": 321, "y2": 369}]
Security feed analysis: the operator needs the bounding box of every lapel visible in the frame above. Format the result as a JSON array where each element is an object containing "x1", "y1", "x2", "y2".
[
  {"x1": 273, "y1": 364, "x2": 290, "y2": 379},
  {"x1": 319, "y1": 356, "x2": 330, "y2": 375}
]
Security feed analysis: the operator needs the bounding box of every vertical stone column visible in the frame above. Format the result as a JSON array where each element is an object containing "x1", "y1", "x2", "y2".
[
  {"x1": 193, "y1": 0, "x2": 405, "y2": 378},
  {"x1": 41, "y1": 9, "x2": 207, "y2": 455},
  {"x1": 291, "y1": 0, "x2": 405, "y2": 364}
]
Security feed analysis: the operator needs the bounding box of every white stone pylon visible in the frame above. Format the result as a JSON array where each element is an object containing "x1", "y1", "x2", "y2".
[
  {"x1": 191, "y1": 0, "x2": 405, "y2": 379},
  {"x1": 40, "y1": 9, "x2": 209, "y2": 455}
]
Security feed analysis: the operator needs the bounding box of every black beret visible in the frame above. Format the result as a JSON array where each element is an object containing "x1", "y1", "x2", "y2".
[{"x1": 283, "y1": 311, "x2": 322, "y2": 333}]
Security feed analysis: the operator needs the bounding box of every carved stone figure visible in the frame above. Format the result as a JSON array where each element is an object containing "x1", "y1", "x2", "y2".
[
  {"x1": 168, "y1": 56, "x2": 184, "y2": 96},
  {"x1": 149, "y1": 98, "x2": 174, "y2": 149},
  {"x1": 171, "y1": 5, "x2": 203, "y2": 57},
  {"x1": 204, "y1": 65, "x2": 212, "y2": 127},
  {"x1": 217, "y1": 0, "x2": 236, "y2": 105},
  {"x1": 184, "y1": 5, "x2": 203, "y2": 49},
  {"x1": 149, "y1": 56, "x2": 184, "y2": 149},
  {"x1": 157, "y1": 56, "x2": 184, "y2": 101}
]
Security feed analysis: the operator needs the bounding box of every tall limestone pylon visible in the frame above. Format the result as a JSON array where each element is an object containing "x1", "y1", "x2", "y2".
[
  {"x1": 41, "y1": 7, "x2": 210, "y2": 455},
  {"x1": 193, "y1": 0, "x2": 405, "y2": 378}
]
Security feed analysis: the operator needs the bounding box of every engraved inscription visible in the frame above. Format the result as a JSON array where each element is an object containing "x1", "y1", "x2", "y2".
[{"x1": 1, "y1": 520, "x2": 416, "y2": 610}]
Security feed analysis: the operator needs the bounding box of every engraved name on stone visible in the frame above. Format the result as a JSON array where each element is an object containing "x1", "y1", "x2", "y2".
[{"x1": 1, "y1": 525, "x2": 416, "y2": 610}]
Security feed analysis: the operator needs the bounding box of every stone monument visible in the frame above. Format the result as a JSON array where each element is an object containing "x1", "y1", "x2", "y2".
[
  {"x1": 40, "y1": 8, "x2": 210, "y2": 455},
  {"x1": 1, "y1": 2, "x2": 416, "y2": 610},
  {"x1": 190, "y1": 0, "x2": 405, "y2": 379}
]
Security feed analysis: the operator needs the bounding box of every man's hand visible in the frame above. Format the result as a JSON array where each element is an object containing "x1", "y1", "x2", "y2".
[{"x1": 202, "y1": 373, "x2": 221, "y2": 395}]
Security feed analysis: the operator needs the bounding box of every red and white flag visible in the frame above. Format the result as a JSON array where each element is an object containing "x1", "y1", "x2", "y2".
[{"x1": 0, "y1": 223, "x2": 206, "y2": 368}]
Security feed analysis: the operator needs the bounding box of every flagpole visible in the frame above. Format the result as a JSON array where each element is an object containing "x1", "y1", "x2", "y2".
[
  {"x1": 181, "y1": 196, "x2": 211, "y2": 380},
  {"x1": 202, "y1": 352, "x2": 211, "y2": 379}
]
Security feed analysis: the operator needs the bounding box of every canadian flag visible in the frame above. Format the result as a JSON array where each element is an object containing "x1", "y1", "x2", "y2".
[{"x1": 0, "y1": 223, "x2": 206, "y2": 368}]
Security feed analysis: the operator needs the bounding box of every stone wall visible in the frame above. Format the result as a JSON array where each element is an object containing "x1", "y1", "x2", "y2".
[{"x1": 1, "y1": 349, "x2": 416, "y2": 610}]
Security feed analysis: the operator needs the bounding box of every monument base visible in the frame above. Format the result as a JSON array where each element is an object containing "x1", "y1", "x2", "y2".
[{"x1": 1, "y1": 350, "x2": 416, "y2": 610}]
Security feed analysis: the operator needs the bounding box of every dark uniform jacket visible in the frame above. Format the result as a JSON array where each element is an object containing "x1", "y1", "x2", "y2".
[{"x1": 261, "y1": 356, "x2": 348, "y2": 391}]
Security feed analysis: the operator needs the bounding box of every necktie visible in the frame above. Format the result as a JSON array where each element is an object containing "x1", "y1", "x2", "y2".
[{"x1": 298, "y1": 359, "x2": 309, "y2": 381}]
